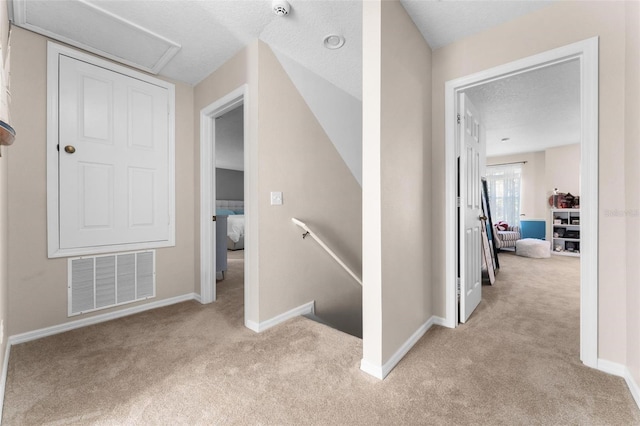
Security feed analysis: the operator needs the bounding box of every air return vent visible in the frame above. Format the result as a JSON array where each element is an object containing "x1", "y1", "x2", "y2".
[{"x1": 68, "y1": 250, "x2": 155, "y2": 316}]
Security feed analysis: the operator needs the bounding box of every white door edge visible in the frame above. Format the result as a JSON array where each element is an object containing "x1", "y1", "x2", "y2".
[
  {"x1": 443, "y1": 37, "x2": 599, "y2": 368},
  {"x1": 200, "y1": 84, "x2": 251, "y2": 323}
]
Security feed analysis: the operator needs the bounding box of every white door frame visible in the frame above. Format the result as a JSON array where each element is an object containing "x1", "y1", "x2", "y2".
[
  {"x1": 199, "y1": 85, "x2": 255, "y2": 329},
  {"x1": 443, "y1": 37, "x2": 599, "y2": 368}
]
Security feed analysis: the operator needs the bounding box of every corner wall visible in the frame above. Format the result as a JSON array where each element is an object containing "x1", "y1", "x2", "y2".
[
  {"x1": 362, "y1": 0, "x2": 433, "y2": 371},
  {"x1": 544, "y1": 144, "x2": 580, "y2": 197},
  {"x1": 194, "y1": 41, "x2": 362, "y2": 336},
  {"x1": 7, "y1": 27, "x2": 195, "y2": 336},
  {"x1": 625, "y1": 0, "x2": 640, "y2": 394},
  {"x1": 431, "y1": 1, "x2": 628, "y2": 364},
  {"x1": 0, "y1": 0, "x2": 9, "y2": 393}
]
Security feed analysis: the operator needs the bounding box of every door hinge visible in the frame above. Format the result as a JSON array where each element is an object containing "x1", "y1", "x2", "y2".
[
  {"x1": 212, "y1": 215, "x2": 216, "y2": 222},
  {"x1": 57, "y1": 144, "x2": 60, "y2": 152},
  {"x1": 457, "y1": 196, "x2": 461, "y2": 208},
  {"x1": 457, "y1": 113, "x2": 461, "y2": 124},
  {"x1": 456, "y1": 277, "x2": 461, "y2": 295}
]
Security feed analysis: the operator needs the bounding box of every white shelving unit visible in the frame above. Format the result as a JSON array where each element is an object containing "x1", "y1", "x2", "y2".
[{"x1": 551, "y1": 209, "x2": 580, "y2": 257}]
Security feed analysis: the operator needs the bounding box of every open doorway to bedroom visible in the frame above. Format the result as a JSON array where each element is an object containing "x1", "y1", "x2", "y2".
[
  {"x1": 199, "y1": 86, "x2": 254, "y2": 330},
  {"x1": 214, "y1": 104, "x2": 245, "y2": 307},
  {"x1": 446, "y1": 38, "x2": 598, "y2": 368},
  {"x1": 464, "y1": 59, "x2": 581, "y2": 258}
]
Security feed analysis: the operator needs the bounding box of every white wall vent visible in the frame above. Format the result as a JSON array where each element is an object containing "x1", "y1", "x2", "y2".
[{"x1": 68, "y1": 250, "x2": 155, "y2": 316}]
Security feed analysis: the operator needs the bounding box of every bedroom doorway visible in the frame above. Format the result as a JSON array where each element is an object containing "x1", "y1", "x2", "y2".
[
  {"x1": 214, "y1": 103, "x2": 245, "y2": 285},
  {"x1": 200, "y1": 85, "x2": 256, "y2": 330},
  {"x1": 444, "y1": 38, "x2": 599, "y2": 368}
]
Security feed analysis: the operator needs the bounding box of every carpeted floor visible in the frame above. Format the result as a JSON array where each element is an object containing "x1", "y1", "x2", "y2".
[{"x1": 3, "y1": 251, "x2": 639, "y2": 425}]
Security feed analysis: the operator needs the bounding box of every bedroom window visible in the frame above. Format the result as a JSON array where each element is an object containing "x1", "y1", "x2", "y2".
[{"x1": 486, "y1": 163, "x2": 522, "y2": 226}]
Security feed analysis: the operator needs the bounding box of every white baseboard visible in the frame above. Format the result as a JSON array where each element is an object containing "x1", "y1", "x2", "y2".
[
  {"x1": 361, "y1": 315, "x2": 443, "y2": 380},
  {"x1": 0, "y1": 341, "x2": 10, "y2": 422},
  {"x1": 360, "y1": 358, "x2": 384, "y2": 379},
  {"x1": 8, "y1": 293, "x2": 198, "y2": 346},
  {"x1": 431, "y1": 316, "x2": 448, "y2": 327},
  {"x1": 597, "y1": 358, "x2": 627, "y2": 376},
  {"x1": 597, "y1": 358, "x2": 640, "y2": 411},
  {"x1": 193, "y1": 293, "x2": 202, "y2": 304},
  {"x1": 626, "y1": 368, "x2": 640, "y2": 411},
  {"x1": 245, "y1": 301, "x2": 315, "y2": 333}
]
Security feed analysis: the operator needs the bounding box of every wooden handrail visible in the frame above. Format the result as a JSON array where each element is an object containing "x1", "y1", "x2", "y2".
[{"x1": 291, "y1": 218, "x2": 362, "y2": 286}]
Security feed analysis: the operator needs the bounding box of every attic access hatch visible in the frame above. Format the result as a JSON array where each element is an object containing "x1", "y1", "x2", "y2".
[{"x1": 10, "y1": 0, "x2": 181, "y2": 74}]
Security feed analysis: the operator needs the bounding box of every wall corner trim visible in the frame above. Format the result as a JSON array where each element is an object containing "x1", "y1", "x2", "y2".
[
  {"x1": 246, "y1": 301, "x2": 315, "y2": 333},
  {"x1": 360, "y1": 359, "x2": 384, "y2": 379},
  {"x1": 0, "y1": 342, "x2": 11, "y2": 421},
  {"x1": 597, "y1": 358, "x2": 640, "y2": 410},
  {"x1": 7, "y1": 293, "x2": 198, "y2": 346},
  {"x1": 361, "y1": 315, "x2": 445, "y2": 380}
]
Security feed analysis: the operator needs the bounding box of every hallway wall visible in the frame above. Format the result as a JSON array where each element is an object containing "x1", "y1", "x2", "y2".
[
  {"x1": 7, "y1": 27, "x2": 196, "y2": 336},
  {"x1": 624, "y1": 0, "x2": 640, "y2": 394},
  {"x1": 363, "y1": 0, "x2": 432, "y2": 371}
]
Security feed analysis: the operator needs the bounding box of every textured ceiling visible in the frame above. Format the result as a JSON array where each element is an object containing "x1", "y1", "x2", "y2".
[
  {"x1": 12, "y1": 0, "x2": 363, "y2": 99},
  {"x1": 465, "y1": 59, "x2": 580, "y2": 157},
  {"x1": 10, "y1": 0, "x2": 576, "y2": 157},
  {"x1": 9, "y1": 0, "x2": 558, "y2": 101},
  {"x1": 401, "y1": 0, "x2": 555, "y2": 49}
]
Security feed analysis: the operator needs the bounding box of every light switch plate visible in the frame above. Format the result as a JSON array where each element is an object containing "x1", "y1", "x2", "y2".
[{"x1": 270, "y1": 191, "x2": 283, "y2": 205}]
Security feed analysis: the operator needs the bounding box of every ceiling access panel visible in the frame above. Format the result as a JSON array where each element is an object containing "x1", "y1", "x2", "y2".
[{"x1": 10, "y1": 0, "x2": 180, "y2": 75}]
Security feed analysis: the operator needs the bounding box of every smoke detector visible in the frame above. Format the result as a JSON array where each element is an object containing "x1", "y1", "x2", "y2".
[{"x1": 272, "y1": 0, "x2": 291, "y2": 16}]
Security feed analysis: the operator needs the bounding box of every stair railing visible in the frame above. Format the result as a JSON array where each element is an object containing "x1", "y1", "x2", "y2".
[{"x1": 291, "y1": 218, "x2": 363, "y2": 286}]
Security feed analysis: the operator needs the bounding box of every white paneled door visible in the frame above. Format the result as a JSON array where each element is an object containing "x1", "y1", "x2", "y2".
[
  {"x1": 58, "y1": 54, "x2": 170, "y2": 250},
  {"x1": 459, "y1": 93, "x2": 485, "y2": 323}
]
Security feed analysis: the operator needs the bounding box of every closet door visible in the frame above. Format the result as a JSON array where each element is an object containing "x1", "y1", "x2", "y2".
[{"x1": 58, "y1": 54, "x2": 170, "y2": 250}]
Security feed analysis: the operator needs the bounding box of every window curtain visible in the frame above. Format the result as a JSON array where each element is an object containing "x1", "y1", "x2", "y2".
[{"x1": 486, "y1": 164, "x2": 522, "y2": 227}]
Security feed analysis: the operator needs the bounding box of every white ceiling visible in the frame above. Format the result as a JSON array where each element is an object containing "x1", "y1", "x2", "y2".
[
  {"x1": 465, "y1": 59, "x2": 580, "y2": 157},
  {"x1": 9, "y1": 0, "x2": 574, "y2": 157},
  {"x1": 11, "y1": 0, "x2": 363, "y2": 99},
  {"x1": 401, "y1": 0, "x2": 555, "y2": 49}
]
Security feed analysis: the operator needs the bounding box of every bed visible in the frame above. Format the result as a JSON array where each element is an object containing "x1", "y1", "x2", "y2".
[{"x1": 216, "y1": 200, "x2": 245, "y2": 251}]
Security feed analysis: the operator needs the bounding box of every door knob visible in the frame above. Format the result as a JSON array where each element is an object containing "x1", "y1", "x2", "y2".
[
  {"x1": 64, "y1": 145, "x2": 76, "y2": 154},
  {"x1": 479, "y1": 215, "x2": 487, "y2": 221}
]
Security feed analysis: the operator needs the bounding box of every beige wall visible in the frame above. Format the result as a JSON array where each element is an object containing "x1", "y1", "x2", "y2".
[
  {"x1": 7, "y1": 27, "x2": 195, "y2": 335},
  {"x1": 545, "y1": 144, "x2": 581, "y2": 198},
  {"x1": 194, "y1": 41, "x2": 362, "y2": 334},
  {"x1": 431, "y1": 1, "x2": 629, "y2": 364},
  {"x1": 0, "y1": 0, "x2": 9, "y2": 384},
  {"x1": 256, "y1": 42, "x2": 362, "y2": 333},
  {"x1": 625, "y1": 0, "x2": 640, "y2": 387},
  {"x1": 363, "y1": 0, "x2": 433, "y2": 365},
  {"x1": 487, "y1": 152, "x2": 546, "y2": 220}
]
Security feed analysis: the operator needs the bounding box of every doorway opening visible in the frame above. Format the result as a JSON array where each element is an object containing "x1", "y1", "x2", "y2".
[
  {"x1": 214, "y1": 104, "x2": 245, "y2": 304},
  {"x1": 200, "y1": 85, "x2": 256, "y2": 330},
  {"x1": 444, "y1": 38, "x2": 599, "y2": 368}
]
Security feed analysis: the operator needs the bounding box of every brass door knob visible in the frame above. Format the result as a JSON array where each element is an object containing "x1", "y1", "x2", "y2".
[
  {"x1": 64, "y1": 145, "x2": 76, "y2": 154},
  {"x1": 479, "y1": 215, "x2": 487, "y2": 221}
]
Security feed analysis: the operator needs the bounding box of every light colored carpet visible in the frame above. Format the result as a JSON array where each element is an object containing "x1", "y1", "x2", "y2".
[{"x1": 3, "y1": 251, "x2": 639, "y2": 425}]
